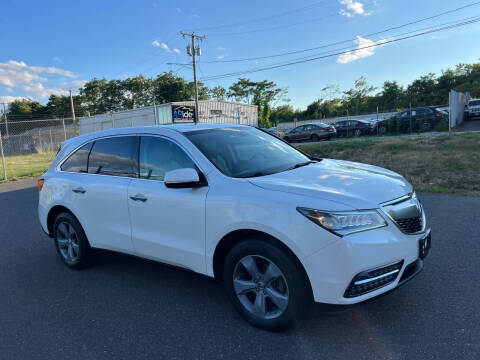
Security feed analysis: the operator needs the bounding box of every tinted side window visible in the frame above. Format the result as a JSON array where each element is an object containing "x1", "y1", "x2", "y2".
[
  {"x1": 139, "y1": 137, "x2": 196, "y2": 181},
  {"x1": 88, "y1": 136, "x2": 139, "y2": 177},
  {"x1": 61, "y1": 142, "x2": 92, "y2": 173}
]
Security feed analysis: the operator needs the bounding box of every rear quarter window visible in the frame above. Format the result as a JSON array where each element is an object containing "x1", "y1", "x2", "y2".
[{"x1": 60, "y1": 143, "x2": 92, "y2": 173}]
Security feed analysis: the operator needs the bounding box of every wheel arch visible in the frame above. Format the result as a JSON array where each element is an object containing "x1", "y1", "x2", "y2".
[
  {"x1": 46, "y1": 205, "x2": 81, "y2": 237},
  {"x1": 212, "y1": 229, "x2": 313, "y2": 297}
]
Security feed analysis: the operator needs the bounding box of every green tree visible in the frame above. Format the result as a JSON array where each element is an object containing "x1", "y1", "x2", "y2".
[
  {"x1": 342, "y1": 77, "x2": 377, "y2": 115},
  {"x1": 122, "y1": 75, "x2": 154, "y2": 108},
  {"x1": 79, "y1": 78, "x2": 108, "y2": 115},
  {"x1": 209, "y1": 85, "x2": 227, "y2": 100},
  {"x1": 407, "y1": 73, "x2": 437, "y2": 106},
  {"x1": 379, "y1": 81, "x2": 405, "y2": 111},
  {"x1": 7, "y1": 99, "x2": 45, "y2": 119},
  {"x1": 228, "y1": 78, "x2": 286, "y2": 127},
  {"x1": 45, "y1": 94, "x2": 85, "y2": 118}
]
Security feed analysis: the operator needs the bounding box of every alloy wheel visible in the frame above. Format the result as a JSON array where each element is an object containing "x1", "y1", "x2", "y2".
[
  {"x1": 56, "y1": 221, "x2": 80, "y2": 262},
  {"x1": 233, "y1": 255, "x2": 289, "y2": 320}
]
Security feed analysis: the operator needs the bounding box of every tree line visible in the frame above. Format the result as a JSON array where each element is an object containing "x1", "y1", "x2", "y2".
[
  {"x1": 271, "y1": 61, "x2": 480, "y2": 124},
  {"x1": 5, "y1": 72, "x2": 285, "y2": 128},
  {"x1": 4, "y1": 60, "x2": 480, "y2": 128}
]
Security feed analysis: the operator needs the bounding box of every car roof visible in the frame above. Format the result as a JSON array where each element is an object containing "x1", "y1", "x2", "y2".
[{"x1": 65, "y1": 123, "x2": 247, "y2": 144}]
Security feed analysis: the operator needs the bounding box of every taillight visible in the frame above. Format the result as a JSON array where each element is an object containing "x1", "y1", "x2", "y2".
[
  {"x1": 38, "y1": 178, "x2": 44, "y2": 192},
  {"x1": 435, "y1": 112, "x2": 441, "y2": 117}
]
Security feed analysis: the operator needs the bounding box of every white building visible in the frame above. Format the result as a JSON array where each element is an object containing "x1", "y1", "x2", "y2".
[{"x1": 78, "y1": 100, "x2": 258, "y2": 135}]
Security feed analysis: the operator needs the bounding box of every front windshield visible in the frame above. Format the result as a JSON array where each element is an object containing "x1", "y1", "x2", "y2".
[{"x1": 185, "y1": 127, "x2": 312, "y2": 178}]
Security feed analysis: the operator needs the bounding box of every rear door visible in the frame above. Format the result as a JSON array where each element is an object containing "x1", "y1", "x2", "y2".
[
  {"x1": 302, "y1": 125, "x2": 313, "y2": 140},
  {"x1": 127, "y1": 136, "x2": 209, "y2": 274},
  {"x1": 61, "y1": 135, "x2": 139, "y2": 253}
]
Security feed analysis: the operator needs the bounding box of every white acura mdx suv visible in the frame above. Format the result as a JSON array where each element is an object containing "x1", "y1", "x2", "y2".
[{"x1": 38, "y1": 124, "x2": 431, "y2": 330}]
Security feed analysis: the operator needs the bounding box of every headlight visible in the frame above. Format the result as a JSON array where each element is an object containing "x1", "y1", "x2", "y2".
[{"x1": 297, "y1": 207, "x2": 387, "y2": 236}]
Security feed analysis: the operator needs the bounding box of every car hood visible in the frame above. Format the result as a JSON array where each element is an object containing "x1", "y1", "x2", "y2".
[{"x1": 248, "y1": 159, "x2": 412, "y2": 209}]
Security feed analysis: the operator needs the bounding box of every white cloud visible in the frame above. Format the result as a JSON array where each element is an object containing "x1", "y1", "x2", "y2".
[
  {"x1": 217, "y1": 55, "x2": 226, "y2": 59},
  {"x1": 59, "y1": 79, "x2": 87, "y2": 90},
  {"x1": 153, "y1": 40, "x2": 174, "y2": 53},
  {"x1": 0, "y1": 95, "x2": 24, "y2": 103},
  {"x1": 0, "y1": 60, "x2": 80, "y2": 100},
  {"x1": 339, "y1": 0, "x2": 367, "y2": 17},
  {"x1": 175, "y1": 7, "x2": 182, "y2": 13},
  {"x1": 216, "y1": 46, "x2": 227, "y2": 51},
  {"x1": 0, "y1": 60, "x2": 74, "y2": 87},
  {"x1": 339, "y1": 9, "x2": 353, "y2": 17},
  {"x1": 158, "y1": 42, "x2": 172, "y2": 53},
  {"x1": 53, "y1": 56, "x2": 62, "y2": 63},
  {"x1": 23, "y1": 82, "x2": 69, "y2": 99},
  {"x1": 173, "y1": 48, "x2": 181, "y2": 54},
  {"x1": 189, "y1": 14, "x2": 200, "y2": 19},
  {"x1": 337, "y1": 36, "x2": 383, "y2": 63}
]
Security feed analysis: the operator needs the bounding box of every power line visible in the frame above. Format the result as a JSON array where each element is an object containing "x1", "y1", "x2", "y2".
[
  {"x1": 207, "y1": 13, "x2": 339, "y2": 37},
  {"x1": 200, "y1": 1, "x2": 480, "y2": 63},
  {"x1": 108, "y1": 31, "x2": 180, "y2": 79},
  {"x1": 199, "y1": 17, "x2": 480, "y2": 81},
  {"x1": 193, "y1": 0, "x2": 332, "y2": 31}
]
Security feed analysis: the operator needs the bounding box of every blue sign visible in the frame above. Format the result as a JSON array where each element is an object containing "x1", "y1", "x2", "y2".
[{"x1": 172, "y1": 105, "x2": 195, "y2": 123}]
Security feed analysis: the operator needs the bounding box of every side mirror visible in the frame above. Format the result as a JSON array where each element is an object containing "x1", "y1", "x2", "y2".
[{"x1": 164, "y1": 168, "x2": 203, "y2": 188}]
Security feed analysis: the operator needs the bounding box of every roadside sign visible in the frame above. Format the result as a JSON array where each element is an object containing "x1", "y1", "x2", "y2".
[{"x1": 172, "y1": 105, "x2": 195, "y2": 123}]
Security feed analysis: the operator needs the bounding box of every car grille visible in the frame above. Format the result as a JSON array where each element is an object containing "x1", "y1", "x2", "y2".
[
  {"x1": 395, "y1": 216, "x2": 423, "y2": 234},
  {"x1": 344, "y1": 260, "x2": 404, "y2": 298},
  {"x1": 382, "y1": 194, "x2": 425, "y2": 234}
]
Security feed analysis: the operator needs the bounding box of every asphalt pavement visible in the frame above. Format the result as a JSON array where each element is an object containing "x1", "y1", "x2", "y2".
[{"x1": 0, "y1": 179, "x2": 479, "y2": 360}]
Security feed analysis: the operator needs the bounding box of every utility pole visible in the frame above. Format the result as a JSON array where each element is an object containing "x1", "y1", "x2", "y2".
[
  {"x1": 1, "y1": 103, "x2": 8, "y2": 137},
  {"x1": 69, "y1": 90, "x2": 76, "y2": 123},
  {"x1": 180, "y1": 31, "x2": 206, "y2": 124}
]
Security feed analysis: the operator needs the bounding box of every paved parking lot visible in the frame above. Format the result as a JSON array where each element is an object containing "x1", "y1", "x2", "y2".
[{"x1": 1, "y1": 179, "x2": 479, "y2": 360}]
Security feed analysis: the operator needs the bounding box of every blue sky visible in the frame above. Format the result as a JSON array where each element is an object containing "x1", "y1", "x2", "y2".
[{"x1": 1, "y1": 0, "x2": 480, "y2": 109}]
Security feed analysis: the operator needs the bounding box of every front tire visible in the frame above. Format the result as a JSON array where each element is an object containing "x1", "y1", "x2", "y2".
[
  {"x1": 223, "y1": 239, "x2": 312, "y2": 331},
  {"x1": 53, "y1": 212, "x2": 91, "y2": 269}
]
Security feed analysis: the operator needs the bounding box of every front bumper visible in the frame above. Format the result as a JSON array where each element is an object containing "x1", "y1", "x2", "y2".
[{"x1": 303, "y1": 222, "x2": 430, "y2": 304}]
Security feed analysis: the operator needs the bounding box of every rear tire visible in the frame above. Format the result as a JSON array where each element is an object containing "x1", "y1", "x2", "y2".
[
  {"x1": 223, "y1": 239, "x2": 312, "y2": 331},
  {"x1": 354, "y1": 129, "x2": 362, "y2": 137},
  {"x1": 310, "y1": 134, "x2": 320, "y2": 142},
  {"x1": 53, "y1": 212, "x2": 91, "y2": 269}
]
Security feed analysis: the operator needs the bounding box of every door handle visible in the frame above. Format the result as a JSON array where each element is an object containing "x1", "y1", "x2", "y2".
[
  {"x1": 129, "y1": 194, "x2": 148, "y2": 202},
  {"x1": 72, "y1": 187, "x2": 86, "y2": 194}
]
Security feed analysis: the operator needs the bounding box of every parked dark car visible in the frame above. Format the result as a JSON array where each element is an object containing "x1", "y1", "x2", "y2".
[
  {"x1": 334, "y1": 119, "x2": 375, "y2": 137},
  {"x1": 283, "y1": 123, "x2": 336, "y2": 142},
  {"x1": 391, "y1": 107, "x2": 447, "y2": 132}
]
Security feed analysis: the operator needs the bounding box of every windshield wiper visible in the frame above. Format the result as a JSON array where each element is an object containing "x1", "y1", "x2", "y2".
[{"x1": 284, "y1": 160, "x2": 317, "y2": 172}]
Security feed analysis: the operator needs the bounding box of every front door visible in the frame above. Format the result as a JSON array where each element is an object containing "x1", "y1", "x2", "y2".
[{"x1": 127, "y1": 136, "x2": 209, "y2": 274}]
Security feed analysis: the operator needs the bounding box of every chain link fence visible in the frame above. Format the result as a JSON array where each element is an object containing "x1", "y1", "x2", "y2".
[
  {"x1": 0, "y1": 100, "x2": 258, "y2": 181},
  {"x1": 275, "y1": 105, "x2": 451, "y2": 139},
  {"x1": 0, "y1": 118, "x2": 79, "y2": 181}
]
